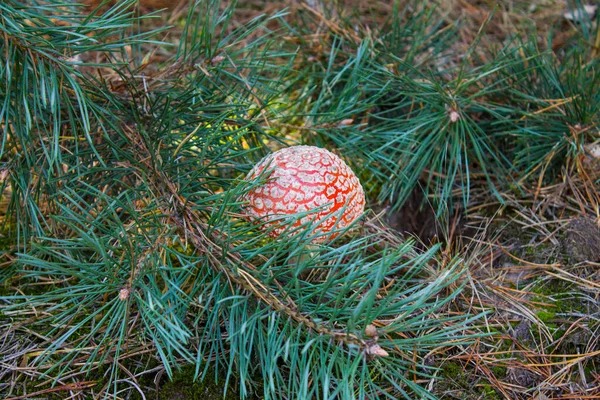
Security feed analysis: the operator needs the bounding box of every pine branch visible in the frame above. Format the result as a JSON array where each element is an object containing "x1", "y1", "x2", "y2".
[{"x1": 129, "y1": 126, "x2": 369, "y2": 349}]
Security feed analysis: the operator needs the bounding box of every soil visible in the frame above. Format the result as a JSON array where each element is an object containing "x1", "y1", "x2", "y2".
[
  {"x1": 564, "y1": 217, "x2": 600, "y2": 263},
  {"x1": 377, "y1": 189, "x2": 450, "y2": 244}
]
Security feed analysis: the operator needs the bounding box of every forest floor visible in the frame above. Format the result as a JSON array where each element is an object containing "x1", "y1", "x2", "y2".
[{"x1": 2, "y1": 1, "x2": 600, "y2": 399}]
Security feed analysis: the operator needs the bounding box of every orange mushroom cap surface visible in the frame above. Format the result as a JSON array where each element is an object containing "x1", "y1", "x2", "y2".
[{"x1": 242, "y1": 146, "x2": 365, "y2": 242}]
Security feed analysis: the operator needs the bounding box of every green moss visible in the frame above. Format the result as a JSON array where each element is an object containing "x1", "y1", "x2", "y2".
[
  {"x1": 439, "y1": 361, "x2": 470, "y2": 394},
  {"x1": 480, "y1": 383, "x2": 501, "y2": 399},
  {"x1": 536, "y1": 310, "x2": 555, "y2": 323},
  {"x1": 530, "y1": 279, "x2": 571, "y2": 297},
  {"x1": 490, "y1": 365, "x2": 507, "y2": 378},
  {"x1": 436, "y1": 361, "x2": 497, "y2": 400},
  {"x1": 434, "y1": 361, "x2": 506, "y2": 399},
  {"x1": 529, "y1": 278, "x2": 592, "y2": 345},
  {"x1": 531, "y1": 279, "x2": 592, "y2": 319},
  {"x1": 533, "y1": 310, "x2": 565, "y2": 341},
  {"x1": 443, "y1": 361, "x2": 464, "y2": 377},
  {"x1": 131, "y1": 364, "x2": 255, "y2": 400}
]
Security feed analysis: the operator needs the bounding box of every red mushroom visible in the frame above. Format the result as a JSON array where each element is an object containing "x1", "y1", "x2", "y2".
[{"x1": 242, "y1": 145, "x2": 365, "y2": 242}]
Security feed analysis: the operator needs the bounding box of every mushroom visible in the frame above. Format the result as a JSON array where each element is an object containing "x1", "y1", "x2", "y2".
[{"x1": 242, "y1": 145, "x2": 365, "y2": 242}]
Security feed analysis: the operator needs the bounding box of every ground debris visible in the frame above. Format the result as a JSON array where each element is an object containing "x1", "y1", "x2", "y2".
[{"x1": 564, "y1": 218, "x2": 600, "y2": 263}]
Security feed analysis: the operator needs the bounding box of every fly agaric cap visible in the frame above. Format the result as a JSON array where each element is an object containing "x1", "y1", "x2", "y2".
[{"x1": 242, "y1": 145, "x2": 365, "y2": 242}]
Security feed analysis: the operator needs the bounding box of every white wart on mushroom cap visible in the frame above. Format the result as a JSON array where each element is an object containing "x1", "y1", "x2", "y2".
[{"x1": 242, "y1": 146, "x2": 365, "y2": 242}]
